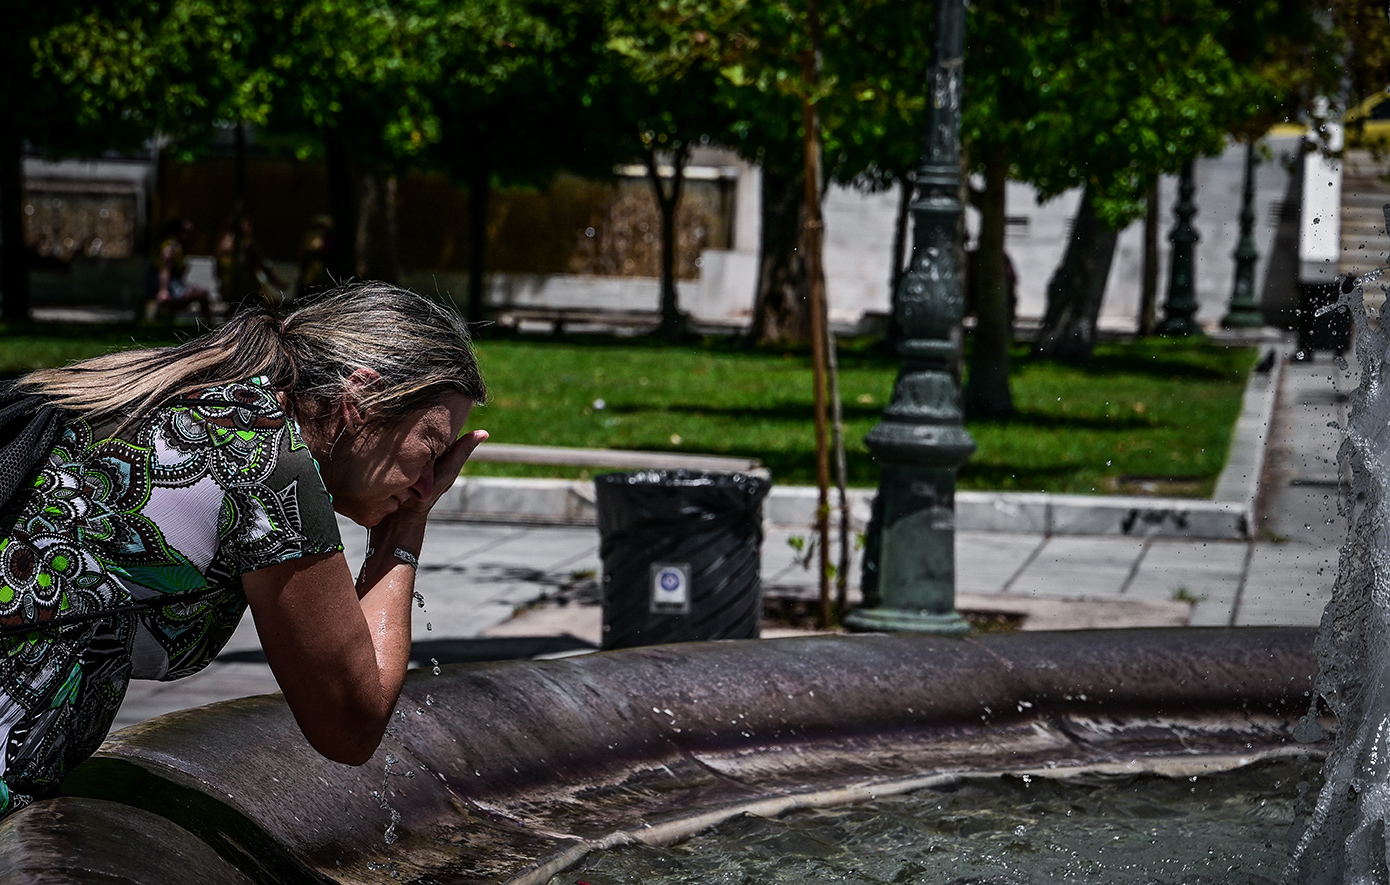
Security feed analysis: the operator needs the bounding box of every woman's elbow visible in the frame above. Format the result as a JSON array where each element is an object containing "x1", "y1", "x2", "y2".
[
  {"x1": 306, "y1": 726, "x2": 384, "y2": 766},
  {"x1": 296, "y1": 703, "x2": 390, "y2": 765}
]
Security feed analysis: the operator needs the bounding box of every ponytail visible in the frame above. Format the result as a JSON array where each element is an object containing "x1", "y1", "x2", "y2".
[
  {"x1": 18, "y1": 282, "x2": 486, "y2": 429},
  {"x1": 18, "y1": 309, "x2": 293, "y2": 428}
]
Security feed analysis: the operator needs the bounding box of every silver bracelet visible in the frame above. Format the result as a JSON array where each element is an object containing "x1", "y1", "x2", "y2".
[{"x1": 363, "y1": 545, "x2": 419, "y2": 570}]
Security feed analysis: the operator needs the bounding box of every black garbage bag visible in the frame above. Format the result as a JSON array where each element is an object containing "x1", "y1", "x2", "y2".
[{"x1": 595, "y1": 470, "x2": 770, "y2": 650}]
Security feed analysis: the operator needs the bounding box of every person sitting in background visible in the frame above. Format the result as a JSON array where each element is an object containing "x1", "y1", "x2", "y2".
[
  {"x1": 294, "y1": 215, "x2": 337, "y2": 302},
  {"x1": 0, "y1": 283, "x2": 488, "y2": 817},
  {"x1": 216, "y1": 216, "x2": 286, "y2": 314},
  {"x1": 147, "y1": 218, "x2": 212, "y2": 320}
]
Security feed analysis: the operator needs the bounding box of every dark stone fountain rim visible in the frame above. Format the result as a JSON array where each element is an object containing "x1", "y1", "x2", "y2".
[{"x1": 0, "y1": 627, "x2": 1326, "y2": 884}]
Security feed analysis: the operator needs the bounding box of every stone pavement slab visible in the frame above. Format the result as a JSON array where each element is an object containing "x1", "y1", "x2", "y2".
[
  {"x1": 954, "y1": 532, "x2": 1048, "y2": 595},
  {"x1": 1235, "y1": 543, "x2": 1338, "y2": 627},
  {"x1": 1004, "y1": 536, "x2": 1150, "y2": 598},
  {"x1": 1125, "y1": 540, "x2": 1248, "y2": 626}
]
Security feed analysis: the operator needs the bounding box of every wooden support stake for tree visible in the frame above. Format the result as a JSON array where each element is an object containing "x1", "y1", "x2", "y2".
[
  {"x1": 801, "y1": 0, "x2": 832, "y2": 628},
  {"x1": 827, "y1": 324, "x2": 851, "y2": 617}
]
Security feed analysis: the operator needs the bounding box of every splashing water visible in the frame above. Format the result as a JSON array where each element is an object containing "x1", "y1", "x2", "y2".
[
  {"x1": 1285, "y1": 253, "x2": 1390, "y2": 882},
  {"x1": 374, "y1": 752, "x2": 407, "y2": 845}
]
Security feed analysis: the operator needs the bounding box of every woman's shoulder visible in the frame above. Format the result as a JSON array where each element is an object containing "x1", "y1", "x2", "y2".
[{"x1": 176, "y1": 377, "x2": 288, "y2": 428}]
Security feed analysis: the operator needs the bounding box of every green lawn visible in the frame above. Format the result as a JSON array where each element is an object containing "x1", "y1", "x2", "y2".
[
  {"x1": 0, "y1": 324, "x2": 181, "y2": 378},
  {"x1": 469, "y1": 334, "x2": 1255, "y2": 496},
  {"x1": 1, "y1": 326, "x2": 1256, "y2": 496}
]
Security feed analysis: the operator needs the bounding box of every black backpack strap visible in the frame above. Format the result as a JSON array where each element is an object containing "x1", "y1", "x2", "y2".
[{"x1": 0, "y1": 382, "x2": 66, "y2": 510}]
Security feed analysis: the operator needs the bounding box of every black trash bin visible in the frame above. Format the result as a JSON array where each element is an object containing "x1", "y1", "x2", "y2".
[
  {"x1": 1296, "y1": 278, "x2": 1351, "y2": 357},
  {"x1": 595, "y1": 470, "x2": 770, "y2": 650}
]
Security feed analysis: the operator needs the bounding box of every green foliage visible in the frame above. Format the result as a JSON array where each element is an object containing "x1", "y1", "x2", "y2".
[
  {"x1": 963, "y1": 0, "x2": 1284, "y2": 227},
  {"x1": 419, "y1": 0, "x2": 619, "y2": 185},
  {"x1": 1324, "y1": 0, "x2": 1389, "y2": 115}
]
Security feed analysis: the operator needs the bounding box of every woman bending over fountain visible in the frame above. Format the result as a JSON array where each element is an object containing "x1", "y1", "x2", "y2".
[{"x1": 0, "y1": 282, "x2": 487, "y2": 816}]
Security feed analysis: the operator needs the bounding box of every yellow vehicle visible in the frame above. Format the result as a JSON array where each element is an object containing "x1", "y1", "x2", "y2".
[{"x1": 1344, "y1": 89, "x2": 1390, "y2": 148}]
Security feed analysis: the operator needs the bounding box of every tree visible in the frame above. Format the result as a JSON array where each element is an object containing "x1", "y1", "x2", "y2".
[
  {"x1": 1006, "y1": 1, "x2": 1268, "y2": 363},
  {"x1": 606, "y1": 0, "x2": 743, "y2": 339},
  {"x1": 643, "y1": 1, "x2": 814, "y2": 347},
  {"x1": 417, "y1": 0, "x2": 620, "y2": 322},
  {"x1": 263, "y1": 0, "x2": 450, "y2": 283},
  {"x1": 1326, "y1": 0, "x2": 1390, "y2": 115},
  {"x1": 33, "y1": 0, "x2": 430, "y2": 289},
  {"x1": 9, "y1": 0, "x2": 254, "y2": 322}
]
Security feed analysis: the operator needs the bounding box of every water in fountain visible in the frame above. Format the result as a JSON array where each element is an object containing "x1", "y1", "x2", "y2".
[
  {"x1": 550, "y1": 757, "x2": 1316, "y2": 884},
  {"x1": 1285, "y1": 229, "x2": 1390, "y2": 881}
]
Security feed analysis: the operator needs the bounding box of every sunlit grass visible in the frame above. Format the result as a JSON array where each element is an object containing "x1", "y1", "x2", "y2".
[
  {"x1": 2, "y1": 325, "x2": 1255, "y2": 496},
  {"x1": 469, "y1": 334, "x2": 1255, "y2": 496}
]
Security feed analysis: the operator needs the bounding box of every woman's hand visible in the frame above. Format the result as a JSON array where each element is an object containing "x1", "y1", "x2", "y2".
[
  {"x1": 396, "y1": 428, "x2": 488, "y2": 521},
  {"x1": 243, "y1": 407, "x2": 486, "y2": 765}
]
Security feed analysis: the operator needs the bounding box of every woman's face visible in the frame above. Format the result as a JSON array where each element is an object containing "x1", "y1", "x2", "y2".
[{"x1": 322, "y1": 393, "x2": 475, "y2": 527}]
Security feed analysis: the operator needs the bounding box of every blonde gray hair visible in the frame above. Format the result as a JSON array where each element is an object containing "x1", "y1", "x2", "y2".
[{"x1": 19, "y1": 282, "x2": 488, "y2": 427}]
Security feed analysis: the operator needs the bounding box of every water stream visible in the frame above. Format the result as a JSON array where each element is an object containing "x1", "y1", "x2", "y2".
[{"x1": 1285, "y1": 255, "x2": 1390, "y2": 883}]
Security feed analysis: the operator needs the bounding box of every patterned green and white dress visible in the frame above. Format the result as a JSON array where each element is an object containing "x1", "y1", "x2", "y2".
[{"x1": 0, "y1": 377, "x2": 343, "y2": 815}]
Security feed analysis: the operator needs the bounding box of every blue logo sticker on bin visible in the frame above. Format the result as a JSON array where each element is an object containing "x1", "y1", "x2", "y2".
[{"x1": 650, "y1": 563, "x2": 692, "y2": 615}]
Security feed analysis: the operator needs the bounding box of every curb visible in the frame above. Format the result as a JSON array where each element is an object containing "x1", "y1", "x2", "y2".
[{"x1": 436, "y1": 341, "x2": 1283, "y2": 541}]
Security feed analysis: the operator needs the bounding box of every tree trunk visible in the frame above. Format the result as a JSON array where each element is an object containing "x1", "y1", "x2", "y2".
[
  {"x1": 750, "y1": 167, "x2": 811, "y2": 347},
  {"x1": 963, "y1": 148, "x2": 1013, "y2": 419},
  {"x1": 228, "y1": 121, "x2": 254, "y2": 311},
  {"x1": 356, "y1": 168, "x2": 399, "y2": 284},
  {"x1": 324, "y1": 130, "x2": 358, "y2": 283},
  {"x1": 800, "y1": 23, "x2": 833, "y2": 628},
  {"x1": 642, "y1": 144, "x2": 690, "y2": 340},
  {"x1": 466, "y1": 165, "x2": 490, "y2": 323},
  {"x1": 0, "y1": 123, "x2": 29, "y2": 324},
  {"x1": 1139, "y1": 181, "x2": 1159, "y2": 336},
  {"x1": 1032, "y1": 185, "x2": 1119, "y2": 364}
]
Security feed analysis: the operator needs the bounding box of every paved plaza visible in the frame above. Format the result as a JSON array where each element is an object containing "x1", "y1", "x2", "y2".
[{"x1": 113, "y1": 346, "x2": 1352, "y2": 731}]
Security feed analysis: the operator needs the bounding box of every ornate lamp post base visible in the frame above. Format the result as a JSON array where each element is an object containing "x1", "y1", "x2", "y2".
[{"x1": 844, "y1": 606, "x2": 970, "y2": 634}]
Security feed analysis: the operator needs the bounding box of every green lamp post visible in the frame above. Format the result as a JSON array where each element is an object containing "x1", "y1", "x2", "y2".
[
  {"x1": 1221, "y1": 141, "x2": 1264, "y2": 329},
  {"x1": 845, "y1": 0, "x2": 974, "y2": 635}
]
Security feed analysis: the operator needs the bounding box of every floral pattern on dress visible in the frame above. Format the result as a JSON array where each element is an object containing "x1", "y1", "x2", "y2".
[{"x1": 0, "y1": 377, "x2": 342, "y2": 815}]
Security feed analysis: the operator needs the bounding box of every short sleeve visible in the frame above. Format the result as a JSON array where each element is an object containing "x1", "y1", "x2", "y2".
[
  {"x1": 216, "y1": 419, "x2": 343, "y2": 575},
  {"x1": 156, "y1": 380, "x2": 344, "y2": 577}
]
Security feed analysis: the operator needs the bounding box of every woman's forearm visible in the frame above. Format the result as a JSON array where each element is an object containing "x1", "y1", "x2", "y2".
[{"x1": 356, "y1": 515, "x2": 428, "y2": 701}]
